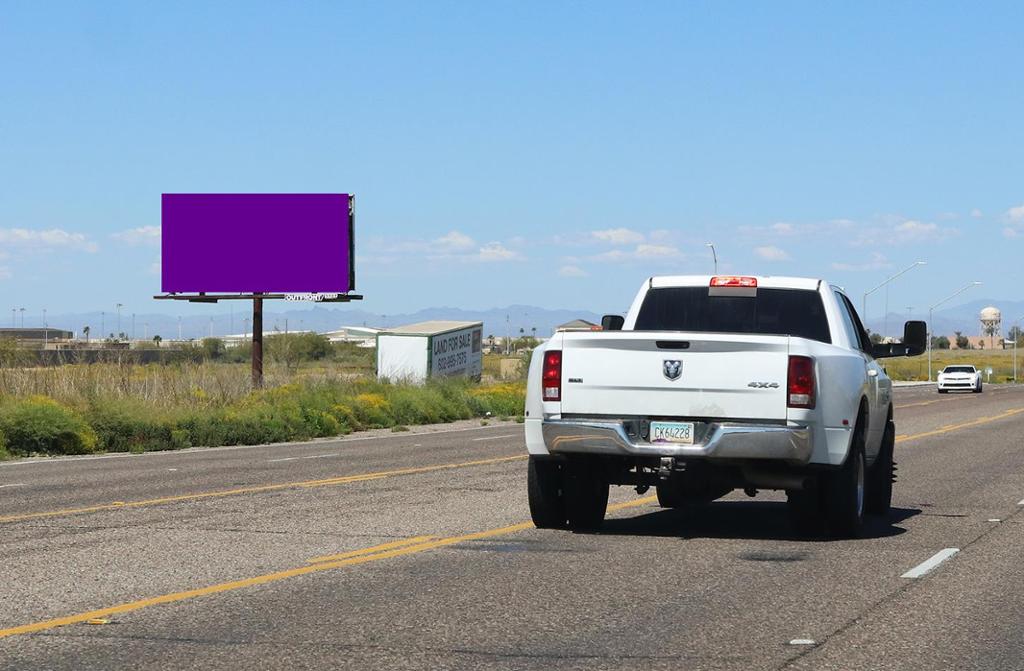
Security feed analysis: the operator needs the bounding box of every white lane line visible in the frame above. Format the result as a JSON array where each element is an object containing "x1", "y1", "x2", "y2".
[
  {"x1": 901, "y1": 548, "x2": 960, "y2": 579},
  {"x1": 788, "y1": 639, "x2": 816, "y2": 646},
  {"x1": 988, "y1": 518, "x2": 1002, "y2": 523},
  {"x1": 267, "y1": 457, "x2": 300, "y2": 463},
  {"x1": 472, "y1": 434, "x2": 517, "y2": 442},
  {"x1": 1017, "y1": 499, "x2": 1024, "y2": 506},
  {"x1": 301, "y1": 453, "x2": 339, "y2": 460},
  {"x1": 0, "y1": 484, "x2": 26, "y2": 489}
]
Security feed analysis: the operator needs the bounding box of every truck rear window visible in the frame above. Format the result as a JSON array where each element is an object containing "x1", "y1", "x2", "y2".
[{"x1": 633, "y1": 287, "x2": 831, "y2": 343}]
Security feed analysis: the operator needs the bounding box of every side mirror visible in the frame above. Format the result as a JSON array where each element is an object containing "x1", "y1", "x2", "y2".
[
  {"x1": 872, "y1": 320, "x2": 927, "y2": 358},
  {"x1": 601, "y1": 314, "x2": 625, "y2": 331}
]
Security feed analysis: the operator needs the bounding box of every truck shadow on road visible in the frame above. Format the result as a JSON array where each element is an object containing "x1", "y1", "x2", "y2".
[{"x1": 597, "y1": 501, "x2": 921, "y2": 542}]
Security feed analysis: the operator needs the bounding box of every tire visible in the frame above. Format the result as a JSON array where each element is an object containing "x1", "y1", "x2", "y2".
[
  {"x1": 822, "y1": 423, "x2": 866, "y2": 538},
  {"x1": 865, "y1": 419, "x2": 895, "y2": 516},
  {"x1": 656, "y1": 483, "x2": 684, "y2": 508},
  {"x1": 974, "y1": 382, "x2": 983, "y2": 394},
  {"x1": 564, "y1": 464, "x2": 609, "y2": 531},
  {"x1": 938, "y1": 388, "x2": 947, "y2": 394},
  {"x1": 527, "y1": 457, "x2": 566, "y2": 529}
]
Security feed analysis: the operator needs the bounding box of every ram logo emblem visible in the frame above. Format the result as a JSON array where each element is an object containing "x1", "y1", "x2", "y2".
[
  {"x1": 747, "y1": 381, "x2": 780, "y2": 389},
  {"x1": 663, "y1": 360, "x2": 682, "y2": 381}
]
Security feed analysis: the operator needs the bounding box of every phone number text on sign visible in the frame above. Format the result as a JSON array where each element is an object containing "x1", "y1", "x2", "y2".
[{"x1": 430, "y1": 328, "x2": 482, "y2": 378}]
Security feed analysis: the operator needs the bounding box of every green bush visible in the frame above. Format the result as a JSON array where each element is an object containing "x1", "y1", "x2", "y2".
[
  {"x1": 0, "y1": 377, "x2": 526, "y2": 455},
  {"x1": 86, "y1": 401, "x2": 184, "y2": 453},
  {"x1": 0, "y1": 396, "x2": 98, "y2": 456}
]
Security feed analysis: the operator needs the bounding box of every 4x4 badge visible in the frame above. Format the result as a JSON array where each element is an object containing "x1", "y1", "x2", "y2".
[{"x1": 663, "y1": 360, "x2": 682, "y2": 381}]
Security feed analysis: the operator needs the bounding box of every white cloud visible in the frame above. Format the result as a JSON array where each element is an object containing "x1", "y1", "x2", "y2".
[
  {"x1": 634, "y1": 244, "x2": 677, "y2": 258},
  {"x1": 558, "y1": 265, "x2": 588, "y2": 277},
  {"x1": 433, "y1": 230, "x2": 475, "y2": 252},
  {"x1": 831, "y1": 252, "x2": 891, "y2": 272},
  {"x1": 970, "y1": 208, "x2": 984, "y2": 218},
  {"x1": 475, "y1": 242, "x2": 521, "y2": 262},
  {"x1": 755, "y1": 245, "x2": 790, "y2": 261},
  {"x1": 771, "y1": 222, "x2": 795, "y2": 235},
  {"x1": 593, "y1": 244, "x2": 680, "y2": 263},
  {"x1": 0, "y1": 228, "x2": 98, "y2": 253},
  {"x1": 892, "y1": 220, "x2": 937, "y2": 240},
  {"x1": 591, "y1": 228, "x2": 645, "y2": 245},
  {"x1": 112, "y1": 225, "x2": 161, "y2": 246},
  {"x1": 0, "y1": 266, "x2": 11, "y2": 280},
  {"x1": 1000, "y1": 205, "x2": 1024, "y2": 237}
]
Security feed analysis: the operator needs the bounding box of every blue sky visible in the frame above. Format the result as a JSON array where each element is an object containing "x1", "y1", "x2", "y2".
[{"x1": 1, "y1": 2, "x2": 1022, "y2": 330}]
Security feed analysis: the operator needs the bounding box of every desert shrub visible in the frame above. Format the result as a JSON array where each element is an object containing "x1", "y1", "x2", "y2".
[
  {"x1": 0, "y1": 396, "x2": 98, "y2": 456},
  {"x1": 468, "y1": 383, "x2": 526, "y2": 417}
]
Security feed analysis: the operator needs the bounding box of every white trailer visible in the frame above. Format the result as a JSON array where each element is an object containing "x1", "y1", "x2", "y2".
[{"x1": 376, "y1": 320, "x2": 483, "y2": 383}]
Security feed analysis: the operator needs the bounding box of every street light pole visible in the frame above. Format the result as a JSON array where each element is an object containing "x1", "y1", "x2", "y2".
[
  {"x1": 1013, "y1": 316, "x2": 1023, "y2": 383},
  {"x1": 706, "y1": 243, "x2": 718, "y2": 274},
  {"x1": 862, "y1": 261, "x2": 927, "y2": 328},
  {"x1": 116, "y1": 303, "x2": 123, "y2": 340},
  {"x1": 928, "y1": 281, "x2": 982, "y2": 382}
]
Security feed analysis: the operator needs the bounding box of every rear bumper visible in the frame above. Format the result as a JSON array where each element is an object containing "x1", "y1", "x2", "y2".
[{"x1": 541, "y1": 419, "x2": 813, "y2": 464}]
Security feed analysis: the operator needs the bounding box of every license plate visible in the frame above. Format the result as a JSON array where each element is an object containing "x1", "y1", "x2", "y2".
[{"x1": 650, "y1": 421, "x2": 695, "y2": 445}]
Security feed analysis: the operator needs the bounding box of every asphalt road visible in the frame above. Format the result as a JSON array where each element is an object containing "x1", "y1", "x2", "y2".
[{"x1": 2, "y1": 385, "x2": 1024, "y2": 670}]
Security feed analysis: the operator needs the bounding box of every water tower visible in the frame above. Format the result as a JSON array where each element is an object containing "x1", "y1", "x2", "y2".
[{"x1": 980, "y1": 306, "x2": 1002, "y2": 349}]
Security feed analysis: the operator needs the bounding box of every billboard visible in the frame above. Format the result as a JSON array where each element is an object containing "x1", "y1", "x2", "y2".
[{"x1": 161, "y1": 194, "x2": 354, "y2": 294}]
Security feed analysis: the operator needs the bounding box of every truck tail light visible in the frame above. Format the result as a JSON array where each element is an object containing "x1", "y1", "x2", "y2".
[
  {"x1": 542, "y1": 350, "x2": 562, "y2": 401},
  {"x1": 710, "y1": 276, "x2": 758, "y2": 288},
  {"x1": 787, "y1": 356, "x2": 815, "y2": 409}
]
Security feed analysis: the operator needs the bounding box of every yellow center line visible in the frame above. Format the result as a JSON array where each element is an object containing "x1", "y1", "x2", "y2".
[
  {"x1": 0, "y1": 495, "x2": 660, "y2": 640},
  {"x1": 0, "y1": 455, "x2": 528, "y2": 525},
  {"x1": 896, "y1": 407, "x2": 1024, "y2": 444},
  {"x1": 307, "y1": 535, "x2": 437, "y2": 564}
]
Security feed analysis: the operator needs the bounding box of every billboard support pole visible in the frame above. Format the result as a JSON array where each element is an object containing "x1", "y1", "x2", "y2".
[{"x1": 252, "y1": 295, "x2": 264, "y2": 389}]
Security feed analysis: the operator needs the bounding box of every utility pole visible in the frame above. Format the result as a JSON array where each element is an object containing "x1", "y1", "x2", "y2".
[
  {"x1": 101, "y1": 311, "x2": 105, "y2": 337},
  {"x1": 116, "y1": 303, "x2": 123, "y2": 339},
  {"x1": 132, "y1": 313, "x2": 136, "y2": 340},
  {"x1": 19, "y1": 307, "x2": 25, "y2": 328},
  {"x1": 706, "y1": 242, "x2": 718, "y2": 274}
]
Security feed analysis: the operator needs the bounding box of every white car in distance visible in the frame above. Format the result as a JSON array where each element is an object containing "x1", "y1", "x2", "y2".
[{"x1": 937, "y1": 365, "x2": 983, "y2": 394}]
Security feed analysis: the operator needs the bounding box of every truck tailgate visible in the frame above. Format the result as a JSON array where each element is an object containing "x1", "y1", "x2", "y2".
[{"x1": 558, "y1": 332, "x2": 791, "y2": 421}]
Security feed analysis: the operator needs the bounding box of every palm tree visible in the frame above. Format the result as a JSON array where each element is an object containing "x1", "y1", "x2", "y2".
[
  {"x1": 153, "y1": 335, "x2": 162, "y2": 347},
  {"x1": 82, "y1": 325, "x2": 90, "y2": 343}
]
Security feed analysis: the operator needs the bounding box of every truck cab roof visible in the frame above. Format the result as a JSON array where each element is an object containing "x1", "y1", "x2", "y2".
[{"x1": 650, "y1": 275, "x2": 823, "y2": 291}]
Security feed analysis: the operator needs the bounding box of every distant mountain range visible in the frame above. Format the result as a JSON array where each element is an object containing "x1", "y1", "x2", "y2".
[
  {"x1": 30, "y1": 305, "x2": 605, "y2": 341},
  {"x1": 864, "y1": 298, "x2": 1024, "y2": 338},
  {"x1": 25, "y1": 297, "x2": 1023, "y2": 341}
]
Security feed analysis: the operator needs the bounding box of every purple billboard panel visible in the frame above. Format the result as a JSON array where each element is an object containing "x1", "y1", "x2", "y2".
[{"x1": 161, "y1": 194, "x2": 354, "y2": 293}]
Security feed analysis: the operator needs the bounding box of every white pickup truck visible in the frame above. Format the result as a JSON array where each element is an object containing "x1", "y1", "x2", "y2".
[{"x1": 524, "y1": 275, "x2": 926, "y2": 537}]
